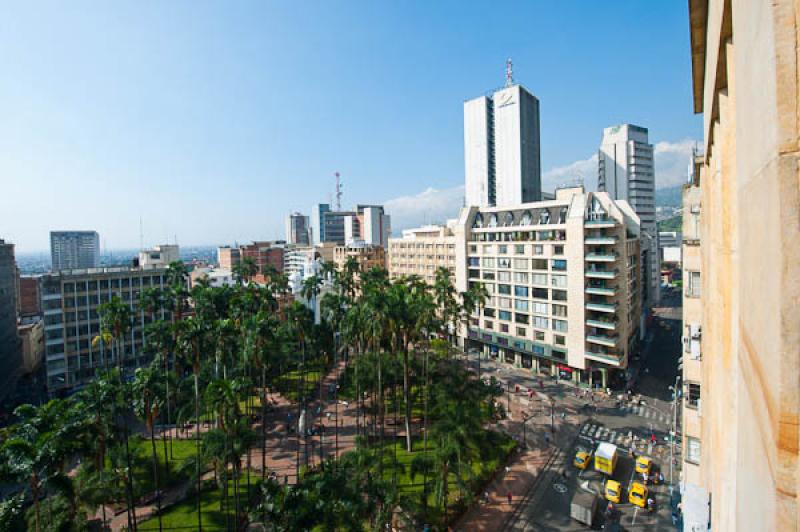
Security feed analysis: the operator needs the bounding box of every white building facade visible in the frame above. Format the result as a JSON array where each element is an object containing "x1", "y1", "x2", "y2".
[
  {"x1": 387, "y1": 224, "x2": 457, "y2": 283},
  {"x1": 50, "y1": 231, "x2": 100, "y2": 271}
]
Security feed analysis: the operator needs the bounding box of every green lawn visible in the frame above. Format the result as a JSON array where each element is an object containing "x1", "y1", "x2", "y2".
[
  {"x1": 139, "y1": 475, "x2": 259, "y2": 531},
  {"x1": 125, "y1": 437, "x2": 198, "y2": 497},
  {"x1": 275, "y1": 369, "x2": 324, "y2": 402}
]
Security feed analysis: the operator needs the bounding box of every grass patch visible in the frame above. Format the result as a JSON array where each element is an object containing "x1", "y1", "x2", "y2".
[
  {"x1": 275, "y1": 369, "x2": 324, "y2": 402},
  {"x1": 139, "y1": 475, "x2": 259, "y2": 531},
  {"x1": 125, "y1": 436, "x2": 198, "y2": 497}
]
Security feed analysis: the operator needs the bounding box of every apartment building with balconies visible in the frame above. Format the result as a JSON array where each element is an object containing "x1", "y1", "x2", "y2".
[
  {"x1": 387, "y1": 224, "x2": 457, "y2": 284},
  {"x1": 453, "y1": 186, "x2": 641, "y2": 388}
]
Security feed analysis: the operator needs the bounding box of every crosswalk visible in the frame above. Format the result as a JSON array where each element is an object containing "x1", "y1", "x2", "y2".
[
  {"x1": 580, "y1": 422, "x2": 634, "y2": 449},
  {"x1": 620, "y1": 403, "x2": 670, "y2": 424}
]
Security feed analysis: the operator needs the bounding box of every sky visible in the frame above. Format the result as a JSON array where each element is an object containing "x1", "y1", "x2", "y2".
[{"x1": 0, "y1": 1, "x2": 701, "y2": 253}]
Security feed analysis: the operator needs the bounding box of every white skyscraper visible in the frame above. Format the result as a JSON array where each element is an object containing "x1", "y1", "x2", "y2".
[
  {"x1": 464, "y1": 68, "x2": 541, "y2": 207},
  {"x1": 50, "y1": 231, "x2": 100, "y2": 271},
  {"x1": 597, "y1": 123, "x2": 659, "y2": 308}
]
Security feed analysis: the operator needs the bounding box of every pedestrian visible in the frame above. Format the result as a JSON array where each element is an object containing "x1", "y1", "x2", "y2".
[
  {"x1": 630, "y1": 449, "x2": 637, "y2": 460},
  {"x1": 561, "y1": 469, "x2": 568, "y2": 481},
  {"x1": 545, "y1": 433, "x2": 551, "y2": 446},
  {"x1": 507, "y1": 491, "x2": 513, "y2": 505},
  {"x1": 651, "y1": 433, "x2": 657, "y2": 445}
]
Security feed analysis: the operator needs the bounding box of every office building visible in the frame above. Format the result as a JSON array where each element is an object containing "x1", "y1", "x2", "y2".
[
  {"x1": 286, "y1": 212, "x2": 311, "y2": 245},
  {"x1": 0, "y1": 239, "x2": 21, "y2": 401},
  {"x1": 18, "y1": 316, "x2": 44, "y2": 374},
  {"x1": 240, "y1": 241, "x2": 285, "y2": 275},
  {"x1": 50, "y1": 231, "x2": 100, "y2": 271},
  {"x1": 190, "y1": 266, "x2": 235, "y2": 288},
  {"x1": 41, "y1": 266, "x2": 171, "y2": 395},
  {"x1": 137, "y1": 244, "x2": 179, "y2": 268},
  {"x1": 464, "y1": 78, "x2": 542, "y2": 207},
  {"x1": 311, "y1": 203, "x2": 390, "y2": 246},
  {"x1": 18, "y1": 275, "x2": 41, "y2": 317},
  {"x1": 453, "y1": 187, "x2": 641, "y2": 388},
  {"x1": 360, "y1": 205, "x2": 391, "y2": 247},
  {"x1": 217, "y1": 246, "x2": 241, "y2": 270},
  {"x1": 310, "y1": 203, "x2": 331, "y2": 245},
  {"x1": 681, "y1": 1, "x2": 800, "y2": 528},
  {"x1": 387, "y1": 224, "x2": 457, "y2": 284},
  {"x1": 598, "y1": 124, "x2": 659, "y2": 309}
]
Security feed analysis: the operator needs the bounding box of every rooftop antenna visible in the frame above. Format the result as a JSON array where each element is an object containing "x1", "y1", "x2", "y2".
[
  {"x1": 335, "y1": 172, "x2": 343, "y2": 211},
  {"x1": 505, "y1": 58, "x2": 514, "y2": 87}
]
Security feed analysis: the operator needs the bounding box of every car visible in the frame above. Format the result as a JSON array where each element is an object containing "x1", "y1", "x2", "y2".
[
  {"x1": 574, "y1": 450, "x2": 591, "y2": 470},
  {"x1": 605, "y1": 480, "x2": 622, "y2": 504},
  {"x1": 628, "y1": 481, "x2": 648, "y2": 508},
  {"x1": 635, "y1": 456, "x2": 653, "y2": 475}
]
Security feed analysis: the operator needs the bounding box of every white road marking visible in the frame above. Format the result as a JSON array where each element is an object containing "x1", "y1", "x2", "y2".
[{"x1": 632, "y1": 506, "x2": 639, "y2": 526}]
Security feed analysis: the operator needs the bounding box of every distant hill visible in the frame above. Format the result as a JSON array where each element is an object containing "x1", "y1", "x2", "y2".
[
  {"x1": 658, "y1": 215, "x2": 682, "y2": 232},
  {"x1": 656, "y1": 185, "x2": 683, "y2": 207}
]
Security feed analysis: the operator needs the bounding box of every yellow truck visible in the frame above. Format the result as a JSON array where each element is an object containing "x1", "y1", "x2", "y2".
[{"x1": 594, "y1": 442, "x2": 618, "y2": 476}]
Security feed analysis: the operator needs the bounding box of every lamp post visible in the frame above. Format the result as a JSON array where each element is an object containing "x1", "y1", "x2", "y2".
[
  {"x1": 550, "y1": 398, "x2": 555, "y2": 434},
  {"x1": 522, "y1": 413, "x2": 533, "y2": 447},
  {"x1": 669, "y1": 375, "x2": 681, "y2": 489}
]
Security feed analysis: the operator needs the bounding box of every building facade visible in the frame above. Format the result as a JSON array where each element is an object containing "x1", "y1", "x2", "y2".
[
  {"x1": 18, "y1": 275, "x2": 41, "y2": 317},
  {"x1": 18, "y1": 316, "x2": 44, "y2": 374},
  {"x1": 387, "y1": 224, "x2": 457, "y2": 283},
  {"x1": 217, "y1": 246, "x2": 241, "y2": 270},
  {"x1": 454, "y1": 187, "x2": 641, "y2": 388},
  {"x1": 240, "y1": 241, "x2": 285, "y2": 275},
  {"x1": 50, "y1": 231, "x2": 100, "y2": 271},
  {"x1": 333, "y1": 242, "x2": 386, "y2": 272},
  {"x1": 40, "y1": 266, "x2": 171, "y2": 395},
  {"x1": 681, "y1": 1, "x2": 800, "y2": 529},
  {"x1": 0, "y1": 239, "x2": 21, "y2": 401},
  {"x1": 137, "y1": 244, "x2": 179, "y2": 268},
  {"x1": 286, "y1": 212, "x2": 311, "y2": 245},
  {"x1": 464, "y1": 82, "x2": 541, "y2": 207},
  {"x1": 598, "y1": 124, "x2": 659, "y2": 310}
]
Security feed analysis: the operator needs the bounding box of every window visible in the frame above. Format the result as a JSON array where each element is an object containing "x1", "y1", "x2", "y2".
[
  {"x1": 498, "y1": 245, "x2": 508, "y2": 254},
  {"x1": 514, "y1": 299, "x2": 529, "y2": 311},
  {"x1": 532, "y1": 259, "x2": 548, "y2": 270},
  {"x1": 468, "y1": 269, "x2": 480, "y2": 279},
  {"x1": 499, "y1": 310, "x2": 512, "y2": 321},
  {"x1": 533, "y1": 302, "x2": 548, "y2": 315},
  {"x1": 516, "y1": 327, "x2": 527, "y2": 336},
  {"x1": 553, "y1": 244, "x2": 564, "y2": 255},
  {"x1": 552, "y1": 304, "x2": 567, "y2": 317},
  {"x1": 551, "y1": 349, "x2": 566, "y2": 361},
  {"x1": 687, "y1": 271, "x2": 701, "y2": 297},
  {"x1": 468, "y1": 257, "x2": 480, "y2": 267},
  {"x1": 552, "y1": 290, "x2": 567, "y2": 301},
  {"x1": 532, "y1": 273, "x2": 548, "y2": 285},
  {"x1": 483, "y1": 308, "x2": 495, "y2": 318},
  {"x1": 533, "y1": 245, "x2": 543, "y2": 255},
  {"x1": 482, "y1": 245, "x2": 492, "y2": 253},
  {"x1": 686, "y1": 383, "x2": 701, "y2": 409},
  {"x1": 498, "y1": 258, "x2": 511, "y2": 268},
  {"x1": 469, "y1": 245, "x2": 477, "y2": 253},
  {"x1": 513, "y1": 258, "x2": 528, "y2": 269},
  {"x1": 484, "y1": 320, "x2": 493, "y2": 330},
  {"x1": 554, "y1": 335, "x2": 566, "y2": 346},
  {"x1": 514, "y1": 286, "x2": 529, "y2": 297},
  {"x1": 500, "y1": 324, "x2": 509, "y2": 333},
  {"x1": 552, "y1": 259, "x2": 567, "y2": 271},
  {"x1": 551, "y1": 274, "x2": 567, "y2": 288},
  {"x1": 553, "y1": 319, "x2": 568, "y2": 333},
  {"x1": 513, "y1": 272, "x2": 528, "y2": 283},
  {"x1": 515, "y1": 313, "x2": 529, "y2": 324},
  {"x1": 481, "y1": 257, "x2": 495, "y2": 268},
  {"x1": 534, "y1": 331, "x2": 545, "y2": 341},
  {"x1": 515, "y1": 245, "x2": 525, "y2": 254},
  {"x1": 498, "y1": 271, "x2": 511, "y2": 282},
  {"x1": 482, "y1": 271, "x2": 495, "y2": 280},
  {"x1": 533, "y1": 316, "x2": 548, "y2": 329},
  {"x1": 686, "y1": 437, "x2": 701, "y2": 465},
  {"x1": 498, "y1": 297, "x2": 512, "y2": 309},
  {"x1": 532, "y1": 288, "x2": 549, "y2": 300},
  {"x1": 498, "y1": 284, "x2": 511, "y2": 295}
]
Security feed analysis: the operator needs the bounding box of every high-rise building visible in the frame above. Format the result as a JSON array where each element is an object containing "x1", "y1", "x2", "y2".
[
  {"x1": 453, "y1": 187, "x2": 641, "y2": 388},
  {"x1": 680, "y1": 1, "x2": 800, "y2": 529},
  {"x1": 360, "y1": 205, "x2": 391, "y2": 247},
  {"x1": 311, "y1": 203, "x2": 390, "y2": 246},
  {"x1": 286, "y1": 212, "x2": 311, "y2": 245},
  {"x1": 464, "y1": 78, "x2": 542, "y2": 208},
  {"x1": 18, "y1": 275, "x2": 41, "y2": 317},
  {"x1": 240, "y1": 241, "x2": 285, "y2": 275},
  {"x1": 217, "y1": 246, "x2": 241, "y2": 270},
  {"x1": 310, "y1": 203, "x2": 331, "y2": 245},
  {"x1": 0, "y1": 239, "x2": 21, "y2": 401},
  {"x1": 597, "y1": 124, "x2": 659, "y2": 310},
  {"x1": 40, "y1": 266, "x2": 171, "y2": 395},
  {"x1": 50, "y1": 231, "x2": 100, "y2": 271},
  {"x1": 387, "y1": 224, "x2": 457, "y2": 284}
]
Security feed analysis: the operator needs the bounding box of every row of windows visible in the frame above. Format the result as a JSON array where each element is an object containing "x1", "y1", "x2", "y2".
[
  {"x1": 482, "y1": 316, "x2": 568, "y2": 332},
  {"x1": 469, "y1": 243, "x2": 565, "y2": 256},
  {"x1": 467, "y1": 257, "x2": 567, "y2": 271},
  {"x1": 62, "y1": 275, "x2": 165, "y2": 292},
  {"x1": 470, "y1": 230, "x2": 567, "y2": 243}
]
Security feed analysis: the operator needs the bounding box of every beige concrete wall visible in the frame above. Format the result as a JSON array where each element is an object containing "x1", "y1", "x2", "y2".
[{"x1": 689, "y1": 1, "x2": 800, "y2": 529}]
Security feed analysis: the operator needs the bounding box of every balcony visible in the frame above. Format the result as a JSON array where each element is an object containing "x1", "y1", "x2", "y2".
[
  {"x1": 586, "y1": 318, "x2": 617, "y2": 330},
  {"x1": 585, "y1": 268, "x2": 617, "y2": 279},
  {"x1": 585, "y1": 236, "x2": 617, "y2": 245},
  {"x1": 584, "y1": 218, "x2": 616, "y2": 228},
  {"x1": 585, "y1": 285, "x2": 616, "y2": 296},
  {"x1": 585, "y1": 350, "x2": 623, "y2": 366},
  {"x1": 585, "y1": 302, "x2": 617, "y2": 313},
  {"x1": 586, "y1": 334, "x2": 618, "y2": 348},
  {"x1": 585, "y1": 252, "x2": 618, "y2": 262}
]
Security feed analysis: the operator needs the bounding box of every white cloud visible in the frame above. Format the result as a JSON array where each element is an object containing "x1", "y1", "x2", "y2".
[
  {"x1": 384, "y1": 185, "x2": 464, "y2": 232},
  {"x1": 384, "y1": 138, "x2": 700, "y2": 232}
]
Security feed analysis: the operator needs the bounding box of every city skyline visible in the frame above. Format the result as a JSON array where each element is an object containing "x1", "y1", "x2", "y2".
[{"x1": 1, "y1": 2, "x2": 699, "y2": 252}]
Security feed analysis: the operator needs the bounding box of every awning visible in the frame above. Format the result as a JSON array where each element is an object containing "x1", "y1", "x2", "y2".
[{"x1": 557, "y1": 364, "x2": 574, "y2": 372}]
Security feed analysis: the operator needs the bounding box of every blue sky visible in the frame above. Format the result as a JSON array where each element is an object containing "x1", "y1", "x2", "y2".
[{"x1": 0, "y1": 1, "x2": 700, "y2": 252}]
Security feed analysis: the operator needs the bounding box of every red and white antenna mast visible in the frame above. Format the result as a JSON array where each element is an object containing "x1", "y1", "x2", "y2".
[
  {"x1": 334, "y1": 172, "x2": 342, "y2": 211},
  {"x1": 505, "y1": 58, "x2": 514, "y2": 87}
]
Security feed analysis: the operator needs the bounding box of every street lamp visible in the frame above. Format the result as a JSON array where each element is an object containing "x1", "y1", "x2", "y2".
[
  {"x1": 668, "y1": 375, "x2": 681, "y2": 489},
  {"x1": 550, "y1": 398, "x2": 556, "y2": 434}
]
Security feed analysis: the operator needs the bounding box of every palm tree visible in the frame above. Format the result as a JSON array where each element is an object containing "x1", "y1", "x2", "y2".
[
  {"x1": 132, "y1": 365, "x2": 165, "y2": 532},
  {"x1": 233, "y1": 256, "x2": 258, "y2": 285},
  {"x1": 433, "y1": 267, "x2": 459, "y2": 342},
  {"x1": 301, "y1": 274, "x2": 322, "y2": 323}
]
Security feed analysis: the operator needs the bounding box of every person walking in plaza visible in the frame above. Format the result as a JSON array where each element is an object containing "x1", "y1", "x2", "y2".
[{"x1": 507, "y1": 491, "x2": 513, "y2": 505}]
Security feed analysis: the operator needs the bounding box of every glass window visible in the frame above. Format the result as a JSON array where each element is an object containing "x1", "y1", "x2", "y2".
[
  {"x1": 532, "y1": 273, "x2": 548, "y2": 285},
  {"x1": 481, "y1": 257, "x2": 495, "y2": 268},
  {"x1": 484, "y1": 320, "x2": 493, "y2": 330},
  {"x1": 498, "y1": 284, "x2": 511, "y2": 295},
  {"x1": 532, "y1": 288, "x2": 548, "y2": 300},
  {"x1": 515, "y1": 299, "x2": 529, "y2": 311},
  {"x1": 687, "y1": 271, "x2": 701, "y2": 297},
  {"x1": 468, "y1": 257, "x2": 480, "y2": 267},
  {"x1": 553, "y1": 319, "x2": 568, "y2": 332},
  {"x1": 686, "y1": 383, "x2": 701, "y2": 409},
  {"x1": 515, "y1": 313, "x2": 529, "y2": 324},
  {"x1": 469, "y1": 245, "x2": 477, "y2": 253},
  {"x1": 469, "y1": 269, "x2": 480, "y2": 279},
  {"x1": 513, "y1": 272, "x2": 528, "y2": 283},
  {"x1": 514, "y1": 286, "x2": 529, "y2": 297},
  {"x1": 553, "y1": 244, "x2": 564, "y2": 255},
  {"x1": 554, "y1": 335, "x2": 566, "y2": 346},
  {"x1": 498, "y1": 245, "x2": 508, "y2": 254},
  {"x1": 499, "y1": 310, "x2": 512, "y2": 321},
  {"x1": 551, "y1": 275, "x2": 567, "y2": 288},
  {"x1": 552, "y1": 304, "x2": 567, "y2": 317},
  {"x1": 686, "y1": 437, "x2": 701, "y2": 464},
  {"x1": 482, "y1": 245, "x2": 493, "y2": 253},
  {"x1": 500, "y1": 323, "x2": 509, "y2": 333},
  {"x1": 498, "y1": 258, "x2": 511, "y2": 269},
  {"x1": 552, "y1": 260, "x2": 567, "y2": 271},
  {"x1": 552, "y1": 290, "x2": 567, "y2": 301},
  {"x1": 482, "y1": 271, "x2": 495, "y2": 280},
  {"x1": 516, "y1": 327, "x2": 526, "y2": 336},
  {"x1": 513, "y1": 258, "x2": 528, "y2": 269},
  {"x1": 498, "y1": 297, "x2": 512, "y2": 309},
  {"x1": 483, "y1": 308, "x2": 495, "y2": 318},
  {"x1": 515, "y1": 245, "x2": 525, "y2": 254},
  {"x1": 552, "y1": 349, "x2": 566, "y2": 361},
  {"x1": 534, "y1": 331, "x2": 545, "y2": 341},
  {"x1": 498, "y1": 271, "x2": 511, "y2": 282},
  {"x1": 533, "y1": 302, "x2": 548, "y2": 315},
  {"x1": 533, "y1": 316, "x2": 548, "y2": 329},
  {"x1": 533, "y1": 245, "x2": 543, "y2": 255},
  {"x1": 532, "y1": 259, "x2": 548, "y2": 270}
]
